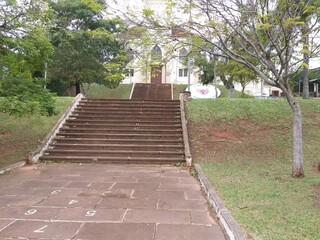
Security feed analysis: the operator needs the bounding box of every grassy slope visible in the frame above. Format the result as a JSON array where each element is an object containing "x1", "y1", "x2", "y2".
[
  {"x1": 186, "y1": 99, "x2": 320, "y2": 240},
  {"x1": 0, "y1": 97, "x2": 74, "y2": 168},
  {"x1": 83, "y1": 83, "x2": 133, "y2": 99},
  {"x1": 83, "y1": 83, "x2": 245, "y2": 100},
  {"x1": 173, "y1": 84, "x2": 247, "y2": 99}
]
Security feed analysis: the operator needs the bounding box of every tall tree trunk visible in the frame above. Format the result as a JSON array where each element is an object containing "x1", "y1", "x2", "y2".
[
  {"x1": 281, "y1": 87, "x2": 304, "y2": 177},
  {"x1": 75, "y1": 80, "x2": 81, "y2": 95},
  {"x1": 292, "y1": 102, "x2": 304, "y2": 177},
  {"x1": 301, "y1": 23, "x2": 310, "y2": 99},
  {"x1": 228, "y1": 87, "x2": 234, "y2": 98}
]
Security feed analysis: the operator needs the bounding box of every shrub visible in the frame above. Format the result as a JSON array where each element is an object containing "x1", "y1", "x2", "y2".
[{"x1": 0, "y1": 77, "x2": 57, "y2": 116}]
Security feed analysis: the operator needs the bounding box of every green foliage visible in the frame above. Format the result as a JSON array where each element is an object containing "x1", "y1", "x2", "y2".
[
  {"x1": 0, "y1": 0, "x2": 52, "y2": 79},
  {"x1": 0, "y1": 77, "x2": 56, "y2": 116},
  {"x1": 142, "y1": 8, "x2": 154, "y2": 17},
  {"x1": 194, "y1": 55, "x2": 215, "y2": 85},
  {"x1": 48, "y1": 0, "x2": 129, "y2": 94}
]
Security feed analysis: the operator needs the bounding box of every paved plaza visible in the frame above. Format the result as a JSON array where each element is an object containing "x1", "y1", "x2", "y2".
[{"x1": 0, "y1": 163, "x2": 226, "y2": 239}]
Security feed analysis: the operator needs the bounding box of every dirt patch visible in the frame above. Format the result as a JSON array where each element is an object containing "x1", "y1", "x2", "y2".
[
  {"x1": 0, "y1": 142, "x2": 17, "y2": 157},
  {"x1": 0, "y1": 129, "x2": 7, "y2": 135},
  {"x1": 188, "y1": 118, "x2": 283, "y2": 163},
  {"x1": 313, "y1": 184, "x2": 320, "y2": 209}
]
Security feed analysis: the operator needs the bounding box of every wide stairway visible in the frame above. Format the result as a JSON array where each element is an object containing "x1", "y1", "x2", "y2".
[
  {"x1": 131, "y1": 83, "x2": 172, "y2": 100},
  {"x1": 39, "y1": 99, "x2": 185, "y2": 164}
]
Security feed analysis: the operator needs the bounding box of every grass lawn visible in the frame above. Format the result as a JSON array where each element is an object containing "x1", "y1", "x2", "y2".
[
  {"x1": 186, "y1": 98, "x2": 320, "y2": 239},
  {"x1": 0, "y1": 97, "x2": 74, "y2": 169},
  {"x1": 83, "y1": 83, "x2": 133, "y2": 99},
  {"x1": 173, "y1": 84, "x2": 248, "y2": 99}
]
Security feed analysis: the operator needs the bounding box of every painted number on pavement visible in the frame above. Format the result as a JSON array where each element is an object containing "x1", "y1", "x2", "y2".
[
  {"x1": 25, "y1": 209, "x2": 37, "y2": 216},
  {"x1": 85, "y1": 210, "x2": 96, "y2": 217},
  {"x1": 34, "y1": 225, "x2": 48, "y2": 233}
]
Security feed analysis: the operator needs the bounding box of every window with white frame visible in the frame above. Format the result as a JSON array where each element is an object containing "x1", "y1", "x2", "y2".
[
  {"x1": 178, "y1": 68, "x2": 188, "y2": 77},
  {"x1": 125, "y1": 68, "x2": 134, "y2": 77}
]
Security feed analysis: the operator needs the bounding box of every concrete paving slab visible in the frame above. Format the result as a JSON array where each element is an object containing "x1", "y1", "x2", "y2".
[
  {"x1": 102, "y1": 189, "x2": 133, "y2": 198},
  {"x1": 75, "y1": 222, "x2": 155, "y2": 240},
  {"x1": 155, "y1": 224, "x2": 225, "y2": 240},
  {"x1": 55, "y1": 208, "x2": 126, "y2": 222},
  {"x1": 158, "y1": 199, "x2": 207, "y2": 211},
  {"x1": 124, "y1": 209, "x2": 190, "y2": 224},
  {"x1": 102, "y1": 176, "x2": 138, "y2": 183},
  {"x1": 111, "y1": 182, "x2": 160, "y2": 190},
  {"x1": 160, "y1": 182, "x2": 201, "y2": 191},
  {"x1": 137, "y1": 177, "x2": 179, "y2": 184},
  {"x1": 190, "y1": 211, "x2": 217, "y2": 225},
  {"x1": 0, "y1": 220, "x2": 82, "y2": 239},
  {"x1": 0, "y1": 206, "x2": 62, "y2": 220},
  {"x1": 0, "y1": 163, "x2": 227, "y2": 239},
  {"x1": 37, "y1": 196, "x2": 101, "y2": 208},
  {"x1": 20, "y1": 180, "x2": 68, "y2": 188},
  {"x1": 185, "y1": 190, "x2": 206, "y2": 200},
  {"x1": 0, "y1": 220, "x2": 13, "y2": 231},
  {"x1": 98, "y1": 198, "x2": 157, "y2": 209},
  {"x1": 132, "y1": 189, "x2": 185, "y2": 200},
  {"x1": 0, "y1": 195, "x2": 44, "y2": 206}
]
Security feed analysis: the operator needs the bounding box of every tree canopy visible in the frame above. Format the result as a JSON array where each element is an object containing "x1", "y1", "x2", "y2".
[
  {"x1": 48, "y1": 0, "x2": 129, "y2": 95},
  {"x1": 115, "y1": 0, "x2": 320, "y2": 177},
  {"x1": 0, "y1": 0, "x2": 56, "y2": 116}
]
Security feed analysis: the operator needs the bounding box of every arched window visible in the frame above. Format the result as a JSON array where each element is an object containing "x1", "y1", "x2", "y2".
[
  {"x1": 179, "y1": 48, "x2": 188, "y2": 63},
  {"x1": 151, "y1": 44, "x2": 162, "y2": 60}
]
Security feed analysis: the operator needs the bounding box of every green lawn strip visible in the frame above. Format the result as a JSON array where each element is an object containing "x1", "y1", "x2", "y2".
[
  {"x1": 186, "y1": 99, "x2": 320, "y2": 240},
  {"x1": 83, "y1": 83, "x2": 133, "y2": 99},
  {"x1": 201, "y1": 161, "x2": 319, "y2": 240},
  {"x1": 173, "y1": 84, "x2": 188, "y2": 99},
  {"x1": 0, "y1": 97, "x2": 73, "y2": 168},
  {"x1": 173, "y1": 84, "x2": 247, "y2": 99}
]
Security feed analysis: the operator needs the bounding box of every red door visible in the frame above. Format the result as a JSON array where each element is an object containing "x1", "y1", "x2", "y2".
[{"x1": 151, "y1": 66, "x2": 162, "y2": 84}]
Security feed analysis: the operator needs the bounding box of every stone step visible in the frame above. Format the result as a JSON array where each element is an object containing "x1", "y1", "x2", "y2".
[
  {"x1": 50, "y1": 143, "x2": 184, "y2": 151},
  {"x1": 68, "y1": 115, "x2": 181, "y2": 121},
  {"x1": 44, "y1": 149, "x2": 184, "y2": 158},
  {"x1": 79, "y1": 100, "x2": 180, "y2": 108},
  {"x1": 131, "y1": 84, "x2": 172, "y2": 100},
  {"x1": 60, "y1": 127, "x2": 182, "y2": 134},
  {"x1": 72, "y1": 110, "x2": 180, "y2": 116},
  {"x1": 64, "y1": 123, "x2": 182, "y2": 130},
  {"x1": 53, "y1": 137, "x2": 184, "y2": 145},
  {"x1": 81, "y1": 98, "x2": 179, "y2": 103},
  {"x1": 39, "y1": 156, "x2": 182, "y2": 164},
  {"x1": 78, "y1": 101, "x2": 180, "y2": 109},
  {"x1": 77, "y1": 104, "x2": 180, "y2": 109},
  {"x1": 76, "y1": 107, "x2": 179, "y2": 113},
  {"x1": 56, "y1": 132, "x2": 182, "y2": 140},
  {"x1": 65, "y1": 119, "x2": 182, "y2": 125}
]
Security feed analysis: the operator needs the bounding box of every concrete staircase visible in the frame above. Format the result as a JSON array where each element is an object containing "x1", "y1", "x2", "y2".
[
  {"x1": 131, "y1": 83, "x2": 172, "y2": 100},
  {"x1": 39, "y1": 99, "x2": 185, "y2": 164}
]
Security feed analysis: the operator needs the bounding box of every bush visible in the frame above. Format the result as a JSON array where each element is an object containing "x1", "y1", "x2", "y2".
[{"x1": 0, "y1": 77, "x2": 57, "y2": 116}]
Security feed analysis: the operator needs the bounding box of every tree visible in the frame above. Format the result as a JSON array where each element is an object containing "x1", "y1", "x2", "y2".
[
  {"x1": 0, "y1": 0, "x2": 53, "y2": 79},
  {"x1": 48, "y1": 0, "x2": 129, "y2": 95},
  {"x1": 217, "y1": 59, "x2": 259, "y2": 95},
  {"x1": 300, "y1": 0, "x2": 320, "y2": 98},
  {"x1": 0, "y1": 0, "x2": 56, "y2": 116},
  {"x1": 175, "y1": 0, "x2": 320, "y2": 177},
  {"x1": 119, "y1": 0, "x2": 320, "y2": 177}
]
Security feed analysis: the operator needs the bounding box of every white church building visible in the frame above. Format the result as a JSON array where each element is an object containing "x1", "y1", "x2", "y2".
[{"x1": 120, "y1": 0, "x2": 282, "y2": 98}]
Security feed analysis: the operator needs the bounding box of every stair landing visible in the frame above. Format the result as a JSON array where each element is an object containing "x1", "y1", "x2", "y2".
[{"x1": 131, "y1": 83, "x2": 172, "y2": 100}]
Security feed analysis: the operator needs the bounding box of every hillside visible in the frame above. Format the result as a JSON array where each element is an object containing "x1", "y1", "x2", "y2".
[{"x1": 186, "y1": 99, "x2": 320, "y2": 239}]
